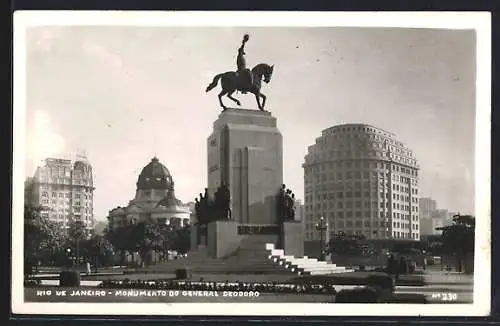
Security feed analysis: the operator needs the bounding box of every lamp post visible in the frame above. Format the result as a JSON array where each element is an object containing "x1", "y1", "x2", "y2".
[
  {"x1": 66, "y1": 247, "x2": 72, "y2": 267},
  {"x1": 315, "y1": 216, "x2": 328, "y2": 261}
]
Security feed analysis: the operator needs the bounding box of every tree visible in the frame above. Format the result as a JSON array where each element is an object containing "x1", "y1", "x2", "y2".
[
  {"x1": 79, "y1": 234, "x2": 114, "y2": 270},
  {"x1": 24, "y1": 204, "x2": 73, "y2": 271},
  {"x1": 24, "y1": 205, "x2": 45, "y2": 275},
  {"x1": 173, "y1": 225, "x2": 191, "y2": 254},
  {"x1": 437, "y1": 214, "x2": 475, "y2": 273},
  {"x1": 104, "y1": 225, "x2": 136, "y2": 265},
  {"x1": 131, "y1": 220, "x2": 166, "y2": 267},
  {"x1": 326, "y1": 232, "x2": 369, "y2": 256},
  {"x1": 105, "y1": 220, "x2": 167, "y2": 267},
  {"x1": 419, "y1": 234, "x2": 444, "y2": 256},
  {"x1": 67, "y1": 217, "x2": 89, "y2": 266},
  {"x1": 24, "y1": 205, "x2": 61, "y2": 273}
]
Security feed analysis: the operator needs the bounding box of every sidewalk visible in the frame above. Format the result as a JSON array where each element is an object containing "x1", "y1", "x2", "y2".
[
  {"x1": 422, "y1": 269, "x2": 473, "y2": 285},
  {"x1": 33, "y1": 271, "x2": 125, "y2": 278}
]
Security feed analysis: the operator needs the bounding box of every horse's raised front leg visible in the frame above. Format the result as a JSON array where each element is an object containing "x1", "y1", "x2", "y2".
[
  {"x1": 218, "y1": 90, "x2": 228, "y2": 110},
  {"x1": 259, "y1": 93, "x2": 267, "y2": 111},
  {"x1": 227, "y1": 90, "x2": 241, "y2": 106}
]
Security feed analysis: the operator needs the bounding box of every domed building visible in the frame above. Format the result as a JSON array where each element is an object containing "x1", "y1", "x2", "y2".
[{"x1": 107, "y1": 157, "x2": 191, "y2": 230}]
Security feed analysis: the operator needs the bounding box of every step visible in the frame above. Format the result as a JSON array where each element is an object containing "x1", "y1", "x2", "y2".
[
  {"x1": 307, "y1": 269, "x2": 355, "y2": 275},
  {"x1": 286, "y1": 262, "x2": 331, "y2": 269},
  {"x1": 284, "y1": 259, "x2": 329, "y2": 266},
  {"x1": 300, "y1": 267, "x2": 350, "y2": 272},
  {"x1": 288, "y1": 262, "x2": 336, "y2": 269},
  {"x1": 294, "y1": 265, "x2": 346, "y2": 271}
]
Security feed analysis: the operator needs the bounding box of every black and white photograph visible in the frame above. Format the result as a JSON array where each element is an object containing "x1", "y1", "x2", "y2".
[{"x1": 12, "y1": 11, "x2": 491, "y2": 316}]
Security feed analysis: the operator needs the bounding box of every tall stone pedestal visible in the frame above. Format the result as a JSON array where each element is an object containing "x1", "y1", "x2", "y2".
[
  {"x1": 188, "y1": 108, "x2": 304, "y2": 262},
  {"x1": 206, "y1": 109, "x2": 283, "y2": 225}
]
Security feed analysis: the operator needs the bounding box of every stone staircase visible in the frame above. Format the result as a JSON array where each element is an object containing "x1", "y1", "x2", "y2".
[
  {"x1": 140, "y1": 237, "x2": 354, "y2": 276},
  {"x1": 266, "y1": 244, "x2": 354, "y2": 275},
  {"x1": 142, "y1": 235, "x2": 294, "y2": 274}
]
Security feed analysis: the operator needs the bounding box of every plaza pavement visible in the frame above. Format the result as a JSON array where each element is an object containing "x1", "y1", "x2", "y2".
[{"x1": 30, "y1": 269, "x2": 473, "y2": 303}]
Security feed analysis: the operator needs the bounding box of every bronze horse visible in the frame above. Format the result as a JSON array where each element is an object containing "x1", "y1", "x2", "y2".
[{"x1": 205, "y1": 63, "x2": 274, "y2": 111}]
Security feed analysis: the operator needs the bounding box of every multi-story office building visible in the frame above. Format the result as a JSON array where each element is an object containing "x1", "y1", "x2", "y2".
[
  {"x1": 28, "y1": 156, "x2": 95, "y2": 230},
  {"x1": 419, "y1": 197, "x2": 450, "y2": 236},
  {"x1": 295, "y1": 199, "x2": 305, "y2": 223},
  {"x1": 419, "y1": 197, "x2": 438, "y2": 219},
  {"x1": 303, "y1": 124, "x2": 420, "y2": 241}
]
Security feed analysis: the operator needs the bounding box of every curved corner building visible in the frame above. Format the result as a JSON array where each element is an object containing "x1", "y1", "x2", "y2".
[{"x1": 303, "y1": 124, "x2": 420, "y2": 241}]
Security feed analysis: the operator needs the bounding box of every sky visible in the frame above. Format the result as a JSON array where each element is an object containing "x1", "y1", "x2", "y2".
[{"x1": 23, "y1": 26, "x2": 477, "y2": 221}]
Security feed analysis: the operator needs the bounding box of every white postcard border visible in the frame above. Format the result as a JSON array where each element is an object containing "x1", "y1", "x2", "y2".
[{"x1": 12, "y1": 11, "x2": 491, "y2": 317}]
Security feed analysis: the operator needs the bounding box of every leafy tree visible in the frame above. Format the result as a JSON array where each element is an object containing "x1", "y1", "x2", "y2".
[
  {"x1": 24, "y1": 205, "x2": 45, "y2": 275},
  {"x1": 67, "y1": 217, "x2": 89, "y2": 266},
  {"x1": 437, "y1": 214, "x2": 475, "y2": 273},
  {"x1": 326, "y1": 232, "x2": 372, "y2": 256},
  {"x1": 79, "y1": 234, "x2": 114, "y2": 270},
  {"x1": 25, "y1": 204, "x2": 75, "y2": 269},
  {"x1": 104, "y1": 225, "x2": 136, "y2": 264},
  {"x1": 104, "y1": 220, "x2": 192, "y2": 266},
  {"x1": 173, "y1": 225, "x2": 191, "y2": 254},
  {"x1": 132, "y1": 220, "x2": 166, "y2": 266},
  {"x1": 419, "y1": 234, "x2": 444, "y2": 256},
  {"x1": 105, "y1": 220, "x2": 167, "y2": 266},
  {"x1": 24, "y1": 205, "x2": 67, "y2": 273}
]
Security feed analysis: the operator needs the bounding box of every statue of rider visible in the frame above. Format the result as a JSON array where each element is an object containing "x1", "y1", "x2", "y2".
[{"x1": 237, "y1": 34, "x2": 253, "y2": 94}]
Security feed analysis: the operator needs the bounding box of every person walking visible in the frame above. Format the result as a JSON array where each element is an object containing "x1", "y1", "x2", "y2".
[{"x1": 86, "y1": 260, "x2": 91, "y2": 275}]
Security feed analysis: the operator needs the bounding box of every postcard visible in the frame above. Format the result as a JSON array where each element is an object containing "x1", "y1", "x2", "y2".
[{"x1": 12, "y1": 11, "x2": 491, "y2": 317}]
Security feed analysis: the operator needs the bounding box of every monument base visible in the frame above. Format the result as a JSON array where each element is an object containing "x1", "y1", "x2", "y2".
[
  {"x1": 192, "y1": 220, "x2": 303, "y2": 259},
  {"x1": 142, "y1": 221, "x2": 305, "y2": 275},
  {"x1": 283, "y1": 221, "x2": 305, "y2": 258},
  {"x1": 207, "y1": 220, "x2": 241, "y2": 259},
  {"x1": 189, "y1": 224, "x2": 198, "y2": 251}
]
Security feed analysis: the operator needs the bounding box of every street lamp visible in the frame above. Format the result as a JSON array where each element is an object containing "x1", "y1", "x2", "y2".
[
  {"x1": 315, "y1": 216, "x2": 328, "y2": 261},
  {"x1": 66, "y1": 248, "x2": 72, "y2": 267}
]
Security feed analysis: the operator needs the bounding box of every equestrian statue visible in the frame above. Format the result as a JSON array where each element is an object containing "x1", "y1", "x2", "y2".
[{"x1": 205, "y1": 34, "x2": 274, "y2": 111}]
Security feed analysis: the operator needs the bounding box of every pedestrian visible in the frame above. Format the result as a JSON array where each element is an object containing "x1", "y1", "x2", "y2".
[
  {"x1": 86, "y1": 260, "x2": 91, "y2": 275},
  {"x1": 423, "y1": 256, "x2": 427, "y2": 271},
  {"x1": 398, "y1": 256, "x2": 407, "y2": 278},
  {"x1": 386, "y1": 254, "x2": 397, "y2": 280}
]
